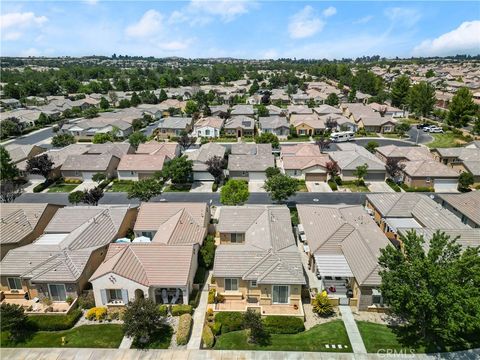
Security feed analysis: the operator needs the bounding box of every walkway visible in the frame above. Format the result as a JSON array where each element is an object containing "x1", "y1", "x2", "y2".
[
  {"x1": 118, "y1": 335, "x2": 133, "y2": 349},
  {"x1": 187, "y1": 271, "x2": 211, "y2": 349},
  {"x1": 339, "y1": 305, "x2": 367, "y2": 354}
]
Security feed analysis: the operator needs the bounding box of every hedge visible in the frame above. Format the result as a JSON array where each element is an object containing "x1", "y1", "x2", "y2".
[
  {"x1": 263, "y1": 316, "x2": 305, "y2": 334},
  {"x1": 171, "y1": 304, "x2": 193, "y2": 316},
  {"x1": 194, "y1": 266, "x2": 207, "y2": 284},
  {"x1": 214, "y1": 311, "x2": 244, "y2": 334},
  {"x1": 176, "y1": 313, "x2": 192, "y2": 345},
  {"x1": 208, "y1": 289, "x2": 216, "y2": 304},
  {"x1": 158, "y1": 304, "x2": 169, "y2": 316},
  {"x1": 386, "y1": 179, "x2": 401, "y2": 192},
  {"x1": 33, "y1": 181, "x2": 51, "y2": 193},
  {"x1": 328, "y1": 180, "x2": 338, "y2": 191},
  {"x1": 202, "y1": 325, "x2": 215, "y2": 348},
  {"x1": 28, "y1": 309, "x2": 82, "y2": 331},
  {"x1": 401, "y1": 183, "x2": 434, "y2": 192},
  {"x1": 209, "y1": 321, "x2": 222, "y2": 336},
  {"x1": 189, "y1": 288, "x2": 201, "y2": 308}
]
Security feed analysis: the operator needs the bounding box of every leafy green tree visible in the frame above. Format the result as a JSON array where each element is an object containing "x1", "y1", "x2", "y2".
[
  {"x1": 108, "y1": 91, "x2": 118, "y2": 106},
  {"x1": 68, "y1": 190, "x2": 84, "y2": 205},
  {"x1": 0, "y1": 146, "x2": 19, "y2": 182},
  {"x1": 325, "y1": 93, "x2": 339, "y2": 106},
  {"x1": 264, "y1": 174, "x2": 298, "y2": 202},
  {"x1": 390, "y1": 75, "x2": 411, "y2": 108},
  {"x1": 177, "y1": 131, "x2": 196, "y2": 150},
  {"x1": 81, "y1": 187, "x2": 104, "y2": 206},
  {"x1": 473, "y1": 115, "x2": 480, "y2": 135},
  {"x1": 365, "y1": 141, "x2": 379, "y2": 153},
  {"x1": 249, "y1": 80, "x2": 259, "y2": 95},
  {"x1": 118, "y1": 99, "x2": 131, "y2": 108},
  {"x1": 255, "y1": 132, "x2": 279, "y2": 148},
  {"x1": 127, "y1": 178, "x2": 163, "y2": 202},
  {"x1": 128, "y1": 131, "x2": 147, "y2": 148},
  {"x1": 159, "y1": 89, "x2": 168, "y2": 102},
  {"x1": 184, "y1": 100, "x2": 199, "y2": 116},
  {"x1": 353, "y1": 163, "x2": 368, "y2": 184},
  {"x1": 265, "y1": 166, "x2": 281, "y2": 178},
  {"x1": 199, "y1": 235, "x2": 216, "y2": 269},
  {"x1": 1, "y1": 119, "x2": 22, "y2": 139},
  {"x1": 99, "y1": 97, "x2": 110, "y2": 110},
  {"x1": 123, "y1": 298, "x2": 165, "y2": 346},
  {"x1": 385, "y1": 158, "x2": 406, "y2": 182},
  {"x1": 162, "y1": 156, "x2": 193, "y2": 184},
  {"x1": 458, "y1": 172, "x2": 474, "y2": 192},
  {"x1": 51, "y1": 133, "x2": 76, "y2": 147},
  {"x1": 243, "y1": 309, "x2": 268, "y2": 344},
  {"x1": 379, "y1": 230, "x2": 480, "y2": 348},
  {"x1": 447, "y1": 87, "x2": 477, "y2": 128},
  {"x1": 395, "y1": 122, "x2": 411, "y2": 137},
  {"x1": 26, "y1": 154, "x2": 53, "y2": 181},
  {"x1": 0, "y1": 303, "x2": 28, "y2": 341},
  {"x1": 348, "y1": 86, "x2": 357, "y2": 103},
  {"x1": 0, "y1": 181, "x2": 22, "y2": 203},
  {"x1": 37, "y1": 112, "x2": 50, "y2": 126},
  {"x1": 408, "y1": 82, "x2": 436, "y2": 118},
  {"x1": 425, "y1": 69, "x2": 436, "y2": 78},
  {"x1": 256, "y1": 104, "x2": 269, "y2": 117},
  {"x1": 315, "y1": 135, "x2": 331, "y2": 153},
  {"x1": 92, "y1": 132, "x2": 114, "y2": 144},
  {"x1": 83, "y1": 107, "x2": 99, "y2": 119},
  {"x1": 205, "y1": 156, "x2": 227, "y2": 185},
  {"x1": 130, "y1": 92, "x2": 141, "y2": 107},
  {"x1": 132, "y1": 118, "x2": 144, "y2": 131},
  {"x1": 92, "y1": 173, "x2": 106, "y2": 184},
  {"x1": 220, "y1": 179, "x2": 249, "y2": 205}
]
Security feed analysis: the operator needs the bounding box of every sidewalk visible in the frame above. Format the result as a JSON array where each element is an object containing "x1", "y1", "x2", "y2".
[
  {"x1": 187, "y1": 271, "x2": 211, "y2": 349},
  {"x1": 339, "y1": 305, "x2": 367, "y2": 354},
  {"x1": 118, "y1": 336, "x2": 133, "y2": 349}
]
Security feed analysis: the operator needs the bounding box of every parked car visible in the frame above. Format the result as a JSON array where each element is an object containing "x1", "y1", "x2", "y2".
[
  {"x1": 417, "y1": 123, "x2": 430, "y2": 129},
  {"x1": 422, "y1": 126, "x2": 432, "y2": 132},
  {"x1": 429, "y1": 126, "x2": 444, "y2": 133}
]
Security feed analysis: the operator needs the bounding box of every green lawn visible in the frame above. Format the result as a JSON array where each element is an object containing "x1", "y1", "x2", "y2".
[
  {"x1": 108, "y1": 181, "x2": 134, "y2": 192},
  {"x1": 1, "y1": 325, "x2": 124, "y2": 348},
  {"x1": 47, "y1": 184, "x2": 78, "y2": 193},
  {"x1": 131, "y1": 325, "x2": 173, "y2": 349},
  {"x1": 339, "y1": 181, "x2": 369, "y2": 192},
  {"x1": 163, "y1": 184, "x2": 192, "y2": 192},
  {"x1": 427, "y1": 132, "x2": 465, "y2": 148},
  {"x1": 214, "y1": 320, "x2": 351, "y2": 352},
  {"x1": 297, "y1": 180, "x2": 308, "y2": 192},
  {"x1": 281, "y1": 137, "x2": 312, "y2": 142}
]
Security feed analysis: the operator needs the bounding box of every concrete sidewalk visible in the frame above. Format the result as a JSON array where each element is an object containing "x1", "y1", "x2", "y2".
[
  {"x1": 340, "y1": 305, "x2": 367, "y2": 354},
  {"x1": 187, "y1": 271, "x2": 211, "y2": 349},
  {"x1": 118, "y1": 335, "x2": 133, "y2": 349}
]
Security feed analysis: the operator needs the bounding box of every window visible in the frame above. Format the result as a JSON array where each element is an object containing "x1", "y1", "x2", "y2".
[
  {"x1": 48, "y1": 284, "x2": 67, "y2": 302},
  {"x1": 108, "y1": 289, "x2": 123, "y2": 302},
  {"x1": 141, "y1": 231, "x2": 153, "y2": 239},
  {"x1": 272, "y1": 285, "x2": 289, "y2": 304},
  {"x1": 250, "y1": 280, "x2": 257, "y2": 288},
  {"x1": 230, "y1": 233, "x2": 244, "y2": 243},
  {"x1": 7, "y1": 277, "x2": 22, "y2": 291},
  {"x1": 205, "y1": 129, "x2": 210, "y2": 136},
  {"x1": 225, "y1": 278, "x2": 238, "y2": 291},
  {"x1": 426, "y1": 177, "x2": 431, "y2": 183}
]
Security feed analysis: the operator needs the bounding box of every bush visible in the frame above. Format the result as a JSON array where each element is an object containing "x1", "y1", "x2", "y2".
[
  {"x1": 209, "y1": 321, "x2": 222, "y2": 335},
  {"x1": 29, "y1": 309, "x2": 82, "y2": 331},
  {"x1": 33, "y1": 182, "x2": 49, "y2": 193},
  {"x1": 189, "y1": 288, "x2": 201, "y2": 308},
  {"x1": 334, "y1": 176, "x2": 342, "y2": 185},
  {"x1": 158, "y1": 304, "x2": 169, "y2": 316},
  {"x1": 328, "y1": 179, "x2": 338, "y2": 191},
  {"x1": 85, "y1": 307, "x2": 107, "y2": 321},
  {"x1": 208, "y1": 289, "x2": 216, "y2": 304},
  {"x1": 202, "y1": 325, "x2": 215, "y2": 348},
  {"x1": 401, "y1": 183, "x2": 434, "y2": 192},
  {"x1": 77, "y1": 292, "x2": 95, "y2": 309},
  {"x1": 171, "y1": 304, "x2": 193, "y2": 316},
  {"x1": 312, "y1": 291, "x2": 334, "y2": 317},
  {"x1": 212, "y1": 183, "x2": 218, "y2": 192},
  {"x1": 199, "y1": 235, "x2": 216, "y2": 269},
  {"x1": 194, "y1": 266, "x2": 207, "y2": 284},
  {"x1": 176, "y1": 313, "x2": 192, "y2": 345},
  {"x1": 386, "y1": 179, "x2": 402, "y2": 192},
  {"x1": 263, "y1": 316, "x2": 305, "y2": 334},
  {"x1": 215, "y1": 311, "x2": 244, "y2": 334}
]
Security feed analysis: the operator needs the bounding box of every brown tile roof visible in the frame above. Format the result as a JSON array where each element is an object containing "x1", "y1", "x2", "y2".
[
  {"x1": 194, "y1": 116, "x2": 224, "y2": 129},
  {"x1": 118, "y1": 154, "x2": 167, "y2": 172},
  {"x1": 403, "y1": 160, "x2": 459, "y2": 178},
  {"x1": 282, "y1": 155, "x2": 330, "y2": 171},
  {"x1": 281, "y1": 144, "x2": 321, "y2": 157},
  {"x1": 136, "y1": 141, "x2": 179, "y2": 158},
  {"x1": 376, "y1": 145, "x2": 433, "y2": 161}
]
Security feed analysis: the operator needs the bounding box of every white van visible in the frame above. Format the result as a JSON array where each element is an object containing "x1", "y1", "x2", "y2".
[{"x1": 330, "y1": 131, "x2": 355, "y2": 143}]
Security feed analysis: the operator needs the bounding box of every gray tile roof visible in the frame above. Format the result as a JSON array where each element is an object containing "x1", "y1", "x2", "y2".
[
  {"x1": 438, "y1": 192, "x2": 480, "y2": 226},
  {"x1": 224, "y1": 116, "x2": 254, "y2": 130},
  {"x1": 259, "y1": 116, "x2": 289, "y2": 130},
  {"x1": 157, "y1": 116, "x2": 192, "y2": 130},
  {"x1": 61, "y1": 154, "x2": 118, "y2": 172},
  {"x1": 187, "y1": 143, "x2": 226, "y2": 172},
  {"x1": 231, "y1": 104, "x2": 254, "y2": 116},
  {"x1": 330, "y1": 146, "x2": 386, "y2": 171}
]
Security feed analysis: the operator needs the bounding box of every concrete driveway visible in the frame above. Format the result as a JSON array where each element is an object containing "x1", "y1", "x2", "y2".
[
  {"x1": 190, "y1": 181, "x2": 213, "y2": 192},
  {"x1": 367, "y1": 181, "x2": 395, "y2": 193},
  {"x1": 306, "y1": 181, "x2": 332, "y2": 192},
  {"x1": 73, "y1": 181, "x2": 98, "y2": 192},
  {"x1": 248, "y1": 181, "x2": 265, "y2": 192}
]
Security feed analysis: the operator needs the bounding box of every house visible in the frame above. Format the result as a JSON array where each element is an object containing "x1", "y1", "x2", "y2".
[
  {"x1": 62, "y1": 118, "x2": 133, "y2": 139},
  {"x1": 266, "y1": 105, "x2": 287, "y2": 116},
  {"x1": 437, "y1": 192, "x2": 480, "y2": 228},
  {"x1": 230, "y1": 104, "x2": 254, "y2": 117},
  {"x1": 0, "y1": 98, "x2": 21, "y2": 110},
  {"x1": 280, "y1": 144, "x2": 330, "y2": 181},
  {"x1": 1, "y1": 109, "x2": 43, "y2": 129},
  {"x1": 402, "y1": 160, "x2": 459, "y2": 191},
  {"x1": 224, "y1": 116, "x2": 255, "y2": 138},
  {"x1": 297, "y1": 205, "x2": 390, "y2": 311},
  {"x1": 318, "y1": 114, "x2": 357, "y2": 132},
  {"x1": 368, "y1": 103, "x2": 405, "y2": 118},
  {"x1": 290, "y1": 93, "x2": 310, "y2": 105},
  {"x1": 0, "y1": 205, "x2": 137, "y2": 304},
  {"x1": 4, "y1": 144, "x2": 46, "y2": 165},
  {"x1": 186, "y1": 143, "x2": 226, "y2": 181},
  {"x1": 270, "y1": 90, "x2": 289, "y2": 104},
  {"x1": 193, "y1": 116, "x2": 224, "y2": 138},
  {"x1": 330, "y1": 143, "x2": 386, "y2": 181},
  {"x1": 431, "y1": 147, "x2": 480, "y2": 184},
  {"x1": 287, "y1": 105, "x2": 313, "y2": 117},
  {"x1": 209, "y1": 105, "x2": 230, "y2": 117},
  {"x1": 341, "y1": 103, "x2": 396, "y2": 133},
  {"x1": 228, "y1": 144, "x2": 274, "y2": 182},
  {"x1": 290, "y1": 114, "x2": 325, "y2": 136},
  {"x1": 0, "y1": 203, "x2": 62, "y2": 260},
  {"x1": 213, "y1": 205, "x2": 305, "y2": 317},
  {"x1": 155, "y1": 117, "x2": 193, "y2": 138},
  {"x1": 258, "y1": 116, "x2": 289, "y2": 137},
  {"x1": 375, "y1": 145, "x2": 433, "y2": 163},
  {"x1": 313, "y1": 105, "x2": 343, "y2": 116},
  {"x1": 136, "y1": 141, "x2": 180, "y2": 157}
]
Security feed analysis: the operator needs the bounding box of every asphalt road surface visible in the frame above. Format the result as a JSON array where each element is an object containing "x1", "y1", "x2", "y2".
[
  {"x1": 407, "y1": 126, "x2": 433, "y2": 145},
  {"x1": 2, "y1": 127, "x2": 54, "y2": 147}
]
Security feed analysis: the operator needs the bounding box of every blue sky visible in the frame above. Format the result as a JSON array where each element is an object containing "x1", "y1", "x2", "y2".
[{"x1": 1, "y1": 1, "x2": 479, "y2": 59}]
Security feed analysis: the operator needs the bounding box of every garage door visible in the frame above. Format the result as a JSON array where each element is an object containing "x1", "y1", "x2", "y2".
[
  {"x1": 434, "y1": 179, "x2": 458, "y2": 192},
  {"x1": 194, "y1": 171, "x2": 214, "y2": 181},
  {"x1": 249, "y1": 172, "x2": 266, "y2": 181},
  {"x1": 82, "y1": 172, "x2": 96, "y2": 181},
  {"x1": 305, "y1": 173, "x2": 326, "y2": 182},
  {"x1": 364, "y1": 172, "x2": 386, "y2": 181}
]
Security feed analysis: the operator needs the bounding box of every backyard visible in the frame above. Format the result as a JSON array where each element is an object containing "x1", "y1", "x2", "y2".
[{"x1": 47, "y1": 184, "x2": 78, "y2": 193}]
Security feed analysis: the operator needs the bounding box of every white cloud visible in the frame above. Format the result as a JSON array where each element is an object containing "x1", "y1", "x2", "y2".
[
  {"x1": 125, "y1": 10, "x2": 163, "y2": 38},
  {"x1": 354, "y1": 15, "x2": 373, "y2": 25},
  {"x1": 20, "y1": 47, "x2": 41, "y2": 57},
  {"x1": 385, "y1": 7, "x2": 421, "y2": 28},
  {"x1": 159, "y1": 40, "x2": 192, "y2": 51},
  {"x1": 188, "y1": 0, "x2": 256, "y2": 23},
  {"x1": 3, "y1": 32, "x2": 22, "y2": 41},
  {"x1": 413, "y1": 21, "x2": 480, "y2": 56},
  {"x1": 0, "y1": 12, "x2": 48, "y2": 29},
  {"x1": 261, "y1": 49, "x2": 279, "y2": 59},
  {"x1": 168, "y1": 10, "x2": 189, "y2": 24},
  {"x1": 322, "y1": 6, "x2": 336, "y2": 18},
  {"x1": 84, "y1": 0, "x2": 99, "y2": 5},
  {"x1": 288, "y1": 6, "x2": 325, "y2": 39}
]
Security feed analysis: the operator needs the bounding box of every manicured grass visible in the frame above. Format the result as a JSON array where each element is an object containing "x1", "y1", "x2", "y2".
[
  {"x1": 108, "y1": 181, "x2": 134, "y2": 192},
  {"x1": 131, "y1": 325, "x2": 173, "y2": 349},
  {"x1": 339, "y1": 181, "x2": 369, "y2": 192},
  {"x1": 296, "y1": 180, "x2": 308, "y2": 192},
  {"x1": 427, "y1": 132, "x2": 465, "y2": 148},
  {"x1": 163, "y1": 183, "x2": 192, "y2": 192},
  {"x1": 1, "y1": 324, "x2": 124, "y2": 348},
  {"x1": 282, "y1": 137, "x2": 312, "y2": 142},
  {"x1": 47, "y1": 184, "x2": 78, "y2": 193},
  {"x1": 214, "y1": 320, "x2": 351, "y2": 352},
  {"x1": 356, "y1": 321, "x2": 425, "y2": 354}
]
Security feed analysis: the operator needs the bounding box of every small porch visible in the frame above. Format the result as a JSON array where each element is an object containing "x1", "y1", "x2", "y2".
[
  {"x1": 152, "y1": 287, "x2": 188, "y2": 305},
  {"x1": 0, "y1": 296, "x2": 73, "y2": 314},
  {"x1": 214, "y1": 298, "x2": 304, "y2": 318}
]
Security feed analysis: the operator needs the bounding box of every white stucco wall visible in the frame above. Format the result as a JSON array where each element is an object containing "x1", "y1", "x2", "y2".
[
  {"x1": 194, "y1": 126, "x2": 220, "y2": 138},
  {"x1": 117, "y1": 170, "x2": 139, "y2": 181},
  {"x1": 91, "y1": 273, "x2": 150, "y2": 307}
]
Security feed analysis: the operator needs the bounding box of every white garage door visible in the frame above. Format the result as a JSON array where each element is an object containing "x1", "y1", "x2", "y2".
[
  {"x1": 194, "y1": 171, "x2": 214, "y2": 181},
  {"x1": 82, "y1": 172, "x2": 96, "y2": 181},
  {"x1": 434, "y1": 179, "x2": 458, "y2": 192},
  {"x1": 249, "y1": 172, "x2": 266, "y2": 181}
]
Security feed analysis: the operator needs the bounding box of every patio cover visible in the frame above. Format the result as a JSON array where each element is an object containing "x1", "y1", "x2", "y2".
[
  {"x1": 314, "y1": 254, "x2": 353, "y2": 277},
  {"x1": 384, "y1": 217, "x2": 422, "y2": 232}
]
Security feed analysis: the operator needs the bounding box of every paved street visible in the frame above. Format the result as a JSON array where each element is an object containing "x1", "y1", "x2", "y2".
[
  {"x1": 407, "y1": 127, "x2": 433, "y2": 145},
  {"x1": 1, "y1": 127, "x2": 54, "y2": 147}
]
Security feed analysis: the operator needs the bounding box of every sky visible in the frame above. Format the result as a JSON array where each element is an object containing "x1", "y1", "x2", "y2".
[{"x1": 1, "y1": 1, "x2": 479, "y2": 59}]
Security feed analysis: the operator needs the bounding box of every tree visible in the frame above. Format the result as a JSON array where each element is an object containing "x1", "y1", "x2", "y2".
[
  {"x1": 205, "y1": 156, "x2": 227, "y2": 185},
  {"x1": 325, "y1": 93, "x2": 339, "y2": 106},
  {"x1": 92, "y1": 173, "x2": 106, "y2": 184},
  {"x1": 408, "y1": 82, "x2": 436, "y2": 118},
  {"x1": 306, "y1": 98, "x2": 316, "y2": 108},
  {"x1": 325, "y1": 161, "x2": 339, "y2": 179},
  {"x1": 312, "y1": 291, "x2": 334, "y2": 317},
  {"x1": 99, "y1": 97, "x2": 110, "y2": 110},
  {"x1": 0, "y1": 303, "x2": 28, "y2": 341},
  {"x1": 159, "y1": 89, "x2": 168, "y2": 102},
  {"x1": 123, "y1": 297, "x2": 165, "y2": 346},
  {"x1": 26, "y1": 154, "x2": 53, "y2": 181},
  {"x1": 83, "y1": 107, "x2": 99, "y2": 119},
  {"x1": 128, "y1": 131, "x2": 147, "y2": 148},
  {"x1": 249, "y1": 80, "x2": 259, "y2": 95},
  {"x1": 325, "y1": 117, "x2": 338, "y2": 131},
  {"x1": 162, "y1": 156, "x2": 193, "y2": 184},
  {"x1": 315, "y1": 135, "x2": 331, "y2": 153},
  {"x1": 425, "y1": 69, "x2": 436, "y2": 78},
  {"x1": 220, "y1": 179, "x2": 249, "y2": 205},
  {"x1": 256, "y1": 104, "x2": 269, "y2": 117},
  {"x1": 243, "y1": 309, "x2": 268, "y2": 344},
  {"x1": 0, "y1": 181, "x2": 22, "y2": 203},
  {"x1": 108, "y1": 91, "x2": 118, "y2": 106},
  {"x1": 130, "y1": 92, "x2": 141, "y2": 107},
  {"x1": 265, "y1": 166, "x2": 281, "y2": 178},
  {"x1": 199, "y1": 235, "x2": 216, "y2": 269},
  {"x1": 447, "y1": 87, "x2": 477, "y2": 128},
  {"x1": 177, "y1": 131, "x2": 196, "y2": 150},
  {"x1": 127, "y1": 178, "x2": 163, "y2": 202},
  {"x1": 385, "y1": 158, "x2": 406, "y2": 183},
  {"x1": 379, "y1": 230, "x2": 480, "y2": 348},
  {"x1": 92, "y1": 132, "x2": 114, "y2": 144},
  {"x1": 348, "y1": 86, "x2": 357, "y2": 102},
  {"x1": 1, "y1": 119, "x2": 22, "y2": 139},
  {"x1": 51, "y1": 133, "x2": 76, "y2": 147},
  {"x1": 458, "y1": 172, "x2": 474, "y2": 192},
  {"x1": 0, "y1": 146, "x2": 19, "y2": 182},
  {"x1": 390, "y1": 75, "x2": 411, "y2": 108},
  {"x1": 353, "y1": 163, "x2": 368, "y2": 184},
  {"x1": 132, "y1": 118, "x2": 144, "y2": 132},
  {"x1": 81, "y1": 187, "x2": 104, "y2": 206},
  {"x1": 395, "y1": 122, "x2": 411, "y2": 137},
  {"x1": 68, "y1": 190, "x2": 84, "y2": 205},
  {"x1": 118, "y1": 99, "x2": 131, "y2": 108},
  {"x1": 264, "y1": 174, "x2": 298, "y2": 202},
  {"x1": 37, "y1": 112, "x2": 50, "y2": 126},
  {"x1": 365, "y1": 141, "x2": 379, "y2": 153},
  {"x1": 255, "y1": 132, "x2": 279, "y2": 148},
  {"x1": 184, "y1": 100, "x2": 199, "y2": 116}
]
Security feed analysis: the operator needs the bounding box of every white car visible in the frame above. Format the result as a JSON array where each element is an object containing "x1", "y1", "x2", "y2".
[{"x1": 429, "y1": 126, "x2": 444, "y2": 133}]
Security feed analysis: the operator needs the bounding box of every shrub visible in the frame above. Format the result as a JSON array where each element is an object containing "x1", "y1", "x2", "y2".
[
  {"x1": 33, "y1": 182, "x2": 49, "y2": 193},
  {"x1": 209, "y1": 321, "x2": 222, "y2": 335},
  {"x1": 171, "y1": 304, "x2": 193, "y2": 316},
  {"x1": 199, "y1": 235, "x2": 216, "y2": 269},
  {"x1": 386, "y1": 179, "x2": 401, "y2": 192},
  {"x1": 215, "y1": 311, "x2": 244, "y2": 334},
  {"x1": 65, "y1": 296, "x2": 74, "y2": 305},
  {"x1": 215, "y1": 294, "x2": 225, "y2": 303},
  {"x1": 176, "y1": 313, "x2": 192, "y2": 345},
  {"x1": 158, "y1": 304, "x2": 169, "y2": 316},
  {"x1": 202, "y1": 325, "x2": 215, "y2": 348},
  {"x1": 208, "y1": 289, "x2": 216, "y2": 304},
  {"x1": 328, "y1": 179, "x2": 338, "y2": 191},
  {"x1": 77, "y1": 292, "x2": 95, "y2": 309},
  {"x1": 263, "y1": 316, "x2": 305, "y2": 334},
  {"x1": 194, "y1": 266, "x2": 207, "y2": 284},
  {"x1": 189, "y1": 288, "x2": 201, "y2": 308},
  {"x1": 334, "y1": 175, "x2": 342, "y2": 185},
  {"x1": 29, "y1": 309, "x2": 82, "y2": 331},
  {"x1": 109, "y1": 311, "x2": 120, "y2": 321},
  {"x1": 312, "y1": 291, "x2": 334, "y2": 317},
  {"x1": 212, "y1": 183, "x2": 218, "y2": 192},
  {"x1": 85, "y1": 307, "x2": 107, "y2": 321}
]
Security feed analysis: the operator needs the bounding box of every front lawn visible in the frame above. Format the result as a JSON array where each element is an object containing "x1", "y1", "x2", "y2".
[
  {"x1": 282, "y1": 136, "x2": 312, "y2": 142},
  {"x1": 339, "y1": 181, "x2": 369, "y2": 192},
  {"x1": 214, "y1": 320, "x2": 351, "y2": 352},
  {"x1": 163, "y1": 183, "x2": 192, "y2": 192},
  {"x1": 47, "y1": 184, "x2": 78, "y2": 193},
  {"x1": 1, "y1": 324, "x2": 124, "y2": 348},
  {"x1": 107, "y1": 181, "x2": 134, "y2": 192},
  {"x1": 131, "y1": 324, "x2": 173, "y2": 349},
  {"x1": 427, "y1": 132, "x2": 466, "y2": 148},
  {"x1": 296, "y1": 180, "x2": 308, "y2": 192}
]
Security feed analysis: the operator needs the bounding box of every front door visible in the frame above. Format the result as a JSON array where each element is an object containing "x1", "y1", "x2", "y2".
[
  {"x1": 48, "y1": 284, "x2": 67, "y2": 302},
  {"x1": 237, "y1": 129, "x2": 242, "y2": 137},
  {"x1": 272, "y1": 285, "x2": 289, "y2": 304}
]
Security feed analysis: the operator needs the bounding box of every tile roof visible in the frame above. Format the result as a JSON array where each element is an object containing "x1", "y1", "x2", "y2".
[
  {"x1": 290, "y1": 114, "x2": 325, "y2": 129},
  {"x1": 224, "y1": 116, "x2": 254, "y2": 130},
  {"x1": 4, "y1": 145, "x2": 45, "y2": 163},
  {"x1": 438, "y1": 192, "x2": 480, "y2": 226},
  {"x1": 281, "y1": 144, "x2": 321, "y2": 157},
  {"x1": 282, "y1": 155, "x2": 330, "y2": 171},
  {"x1": 376, "y1": 145, "x2": 433, "y2": 161},
  {"x1": 136, "y1": 141, "x2": 179, "y2": 158},
  {"x1": 61, "y1": 154, "x2": 118, "y2": 172},
  {"x1": 17, "y1": 144, "x2": 92, "y2": 171},
  {"x1": 157, "y1": 116, "x2": 192, "y2": 129},
  {"x1": 194, "y1": 116, "x2": 224, "y2": 129},
  {"x1": 118, "y1": 154, "x2": 167, "y2": 172},
  {"x1": 403, "y1": 160, "x2": 459, "y2": 178},
  {"x1": 259, "y1": 116, "x2": 289, "y2": 130}
]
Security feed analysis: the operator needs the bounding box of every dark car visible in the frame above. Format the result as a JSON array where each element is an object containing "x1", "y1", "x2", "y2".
[{"x1": 416, "y1": 123, "x2": 430, "y2": 129}]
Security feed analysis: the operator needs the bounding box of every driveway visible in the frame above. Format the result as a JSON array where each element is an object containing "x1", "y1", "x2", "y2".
[
  {"x1": 306, "y1": 181, "x2": 332, "y2": 192},
  {"x1": 73, "y1": 181, "x2": 98, "y2": 192},
  {"x1": 367, "y1": 181, "x2": 395, "y2": 193},
  {"x1": 248, "y1": 181, "x2": 265, "y2": 192},
  {"x1": 190, "y1": 181, "x2": 213, "y2": 192}
]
